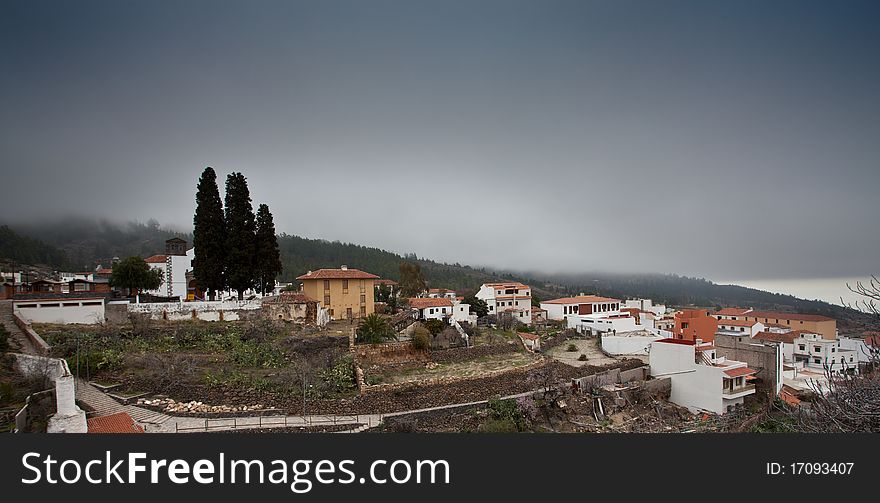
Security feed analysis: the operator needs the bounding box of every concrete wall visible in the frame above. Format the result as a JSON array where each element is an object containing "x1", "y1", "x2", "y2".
[
  {"x1": 601, "y1": 334, "x2": 660, "y2": 355},
  {"x1": 11, "y1": 312, "x2": 50, "y2": 354},
  {"x1": 715, "y1": 335, "x2": 782, "y2": 394},
  {"x1": 14, "y1": 299, "x2": 105, "y2": 325},
  {"x1": 12, "y1": 353, "x2": 86, "y2": 433}
]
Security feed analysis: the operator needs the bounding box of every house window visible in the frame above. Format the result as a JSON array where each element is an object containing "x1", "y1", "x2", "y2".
[
  {"x1": 430, "y1": 309, "x2": 434, "y2": 314},
  {"x1": 346, "y1": 307, "x2": 352, "y2": 318},
  {"x1": 814, "y1": 347, "x2": 821, "y2": 353},
  {"x1": 799, "y1": 344, "x2": 806, "y2": 351},
  {"x1": 324, "y1": 295, "x2": 330, "y2": 306},
  {"x1": 342, "y1": 280, "x2": 349, "y2": 293},
  {"x1": 442, "y1": 308, "x2": 447, "y2": 314},
  {"x1": 360, "y1": 306, "x2": 366, "y2": 316},
  {"x1": 814, "y1": 358, "x2": 821, "y2": 364},
  {"x1": 324, "y1": 280, "x2": 330, "y2": 290},
  {"x1": 360, "y1": 294, "x2": 366, "y2": 304}
]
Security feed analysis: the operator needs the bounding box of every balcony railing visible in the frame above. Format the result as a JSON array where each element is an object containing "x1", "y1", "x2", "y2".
[{"x1": 722, "y1": 384, "x2": 755, "y2": 396}]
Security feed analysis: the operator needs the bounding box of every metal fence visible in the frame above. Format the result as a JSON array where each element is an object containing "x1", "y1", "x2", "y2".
[{"x1": 174, "y1": 414, "x2": 373, "y2": 433}]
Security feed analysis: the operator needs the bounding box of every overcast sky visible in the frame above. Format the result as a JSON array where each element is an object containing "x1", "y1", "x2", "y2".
[{"x1": 2, "y1": 0, "x2": 878, "y2": 282}]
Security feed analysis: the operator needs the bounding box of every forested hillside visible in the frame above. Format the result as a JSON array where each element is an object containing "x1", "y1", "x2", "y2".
[
  {"x1": 0, "y1": 225, "x2": 69, "y2": 269},
  {"x1": 1, "y1": 218, "x2": 873, "y2": 330}
]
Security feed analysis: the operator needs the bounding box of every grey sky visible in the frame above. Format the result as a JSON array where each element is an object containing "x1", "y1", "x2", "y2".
[{"x1": 2, "y1": 0, "x2": 878, "y2": 282}]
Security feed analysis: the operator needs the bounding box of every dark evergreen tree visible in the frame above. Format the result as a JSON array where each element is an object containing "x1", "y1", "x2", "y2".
[
  {"x1": 224, "y1": 172, "x2": 257, "y2": 300},
  {"x1": 399, "y1": 261, "x2": 427, "y2": 297},
  {"x1": 192, "y1": 167, "x2": 226, "y2": 300},
  {"x1": 254, "y1": 203, "x2": 282, "y2": 295}
]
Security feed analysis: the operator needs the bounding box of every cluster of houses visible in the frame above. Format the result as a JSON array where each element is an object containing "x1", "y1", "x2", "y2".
[{"x1": 7, "y1": 246, "x2": 876, "y2": 417}]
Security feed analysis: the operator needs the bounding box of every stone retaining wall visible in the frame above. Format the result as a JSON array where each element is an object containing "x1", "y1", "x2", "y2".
[{"x1": 12, "y1": 312, "x2": 50, "y2": 355}]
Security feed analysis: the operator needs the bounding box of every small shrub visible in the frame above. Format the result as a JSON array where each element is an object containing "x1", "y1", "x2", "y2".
[
  {"x1": 318, "y1": 357, "x2": 356, "y2": 393},
  {"x1": 566, "y1": 343, "x2": 578, "y2": 352},
  {"x1": 578, "y1": 354, "x2": 588, "y2": 361},
  {"x1": 423, "y1": 319, "x2": 446, "y2": 336},
  {"x1": 411, "y1": 331, "x2": 430, "y2": 350},
  {"x1": 478, "y1": 418, "x2": 519, "y2": 433}
]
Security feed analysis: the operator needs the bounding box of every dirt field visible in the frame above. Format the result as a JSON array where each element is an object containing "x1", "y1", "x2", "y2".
[
  {"x1": 546, "y1": 337, "x2": 617, "y2": 367},
  {"x1": 377, "y1": 351, "x2": 541, "y2": 384}
]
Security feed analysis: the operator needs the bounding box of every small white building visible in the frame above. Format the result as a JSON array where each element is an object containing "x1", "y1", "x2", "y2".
[
  {"x1": 409, "y1": 297, "x2": 455, "y2": 321},
  {"x1": 649, "y1": 338, "x2": 757, "y2": 415},
  {"x1": 422, "y1": 288, "x2": 457, "y2": 300},
  {"x1": 518, "y1": 332, "x2": 540, "y2": 352},
  {"x1": 476, "y1": 282, "x2": 532, "y2": 324},
  {"x1": 622, "y1": 298, "x2": 667, "y2": 317},
  {"x1": 541, "y1": 295, "x2": 642, "y2": 334},
  {"x1": 790, "y1": 331, "x2": 857, "y2": 373},
  {"x1": 715, "y1": 319, "x2": 766, "y2": 338},
  {"x1": 601, "y1": 329, "x2": 663, "y2": 356}
]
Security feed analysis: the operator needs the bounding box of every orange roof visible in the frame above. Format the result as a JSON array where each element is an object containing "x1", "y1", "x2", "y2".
[
  {"x1": 746, "y1": 310, "x2": 834, "y2": 322},
  {"x1": 144, "y1": 255, "x2": 167, "y2": 264},
  {"x1": 95, "y1": 268, "x2": 113, "y2": 274},
  {"x1": 542, "y1": 295, "x2": 620, "y2": 305},
  {"x1": 409, "y1": 297, "x2": 453, "y2": 309},
  {"x1": 717, "y1": 319, "x2": 760, "y2": 327},
  {"x1": 87, "y1": 412, "x2": 144, "y2": 433},
  {"x1": 485, "y1": 282, "x2": 530, "y2": 290},
  {"x1": 375, "y1": 279, "x2": 398, "y2": 286},
  {"x1": 296, "y1": 268, "x2": 379, "y2": 280},
  {"x1": 724, "y1": 367, "x2": 757, "y2": 378},
  {"x1": 779, "y1": 386, "x2": 802, "y2": 406},
  {"x1": 753, "y1": 331, "x2": 798, "y2": 344},
  {"x1": 518, "y1": 332, "x2": 540, "y2": 341},
  {"x1": 716, "y1": 307, "x2": 751, "y2": 316},
  {"x1": 427, "y1": 288, "x2": 455, "y2": 294}
]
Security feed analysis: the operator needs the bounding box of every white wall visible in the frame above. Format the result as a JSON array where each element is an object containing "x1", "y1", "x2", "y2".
[
  {"x1": 568, "y1": 315, "x2": 640, "y2": 334},
  {"x1": 14, "y1": 299, "x2": 105, "y2": 325},
  {"x1": 838, "y1": 336, "x2": 876, "y2": 364},
  {"x1": 128, "y1": 299, "x2": 262, "y2": 321},
  {"x1": 602, "y1": 334, "x2": 660, "y2": 355}
]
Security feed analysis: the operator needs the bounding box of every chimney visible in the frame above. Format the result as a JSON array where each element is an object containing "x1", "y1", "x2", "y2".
[{"x1": 340, "y1": 265, "x2": 348, "y2": 270}]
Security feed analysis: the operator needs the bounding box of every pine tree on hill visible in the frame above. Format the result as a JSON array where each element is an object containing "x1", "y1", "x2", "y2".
[
  {"x1": 224, "y1": 172, "x2": 257, "y2": 300},
  {"x1": 192, "y1": 167, "x2": 226, "y2": 300},
  {"x1": 254, "y1": 203, "x2": 282, "y2": 295}
]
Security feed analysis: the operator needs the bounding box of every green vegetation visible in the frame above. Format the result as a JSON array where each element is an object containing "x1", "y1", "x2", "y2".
[
  {"x1": 398, "y1": 261, "x2": 427, "y2": 297},
  {"x1": 478, "y1": 398, "x2": 529, "y2": 432},
  {"x1": 411, "y1": 329, "x2": 430, "y2": 350},
  {"x1": 317, "y1": 357, "x2": 356, "y2": 393},
  {"x1": 0, "y1": 224, "x2": 68, "y2": 268},
  {"x1": 356, "y1": 313, "x2": 396, "y2": 344},
  {"x1": 224, "y1": 172, "x2": 258, "y2": 300},
  {"x1": 464, "y1": 295, "x2": 488, "y2": 317},
  {"x1": 192, "y1": 167, "x2": 227, "y2": 300},
  {"x1": 0, "y1": 324, "x2": 9, "y2": 353},
  {"x1": 109, "y1": 256, "x2": 163, "y2": 295},
  {"x1": 254, "y1": 203, "x2": 283, "y2": 295},
  {"x1": 422, "y1": 319, "x2": 446, "y2": 336},
  {"x1": 566, "y1": 343, "x2": 578, "y2": 352}
]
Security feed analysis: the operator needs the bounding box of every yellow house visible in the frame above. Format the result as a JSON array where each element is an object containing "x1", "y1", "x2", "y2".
[{"x1": 296, "y1": 266, "x2": 378, "y2": 320}]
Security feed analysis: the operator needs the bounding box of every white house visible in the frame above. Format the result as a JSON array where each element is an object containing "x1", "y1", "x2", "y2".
[
  {"x1": 790, "y1": 331, "x2": 857, "y2": 373},
  {"x1": 541, "y1": 295, "x2": 641, "y2": 334},
  {"x1": 144, "y1": 238, "x2": 194, "y2": 300},
  {"x1": 622, "y1": 298, "x2": 667, "y2": 317},
  {"x1": 409, "y1": 297, "x2": 454, "y2": 321},
  {"x1": 422, "y1": 288, "x2": 457, "y2": 300},
  {"x1": 649, "y1": 338, "x2": 757, "y2": 415},
  {"x1": 715, "y1": 319, "x2": 766, "y2": 338},
  {"x1": 476, "y1": 282, "x2": 532, "y2": 324},
  {"x1": 518, "y1": 332, "x2": 540, "y2": 352},
  {"x1": 601, "y1": 329, "x2": 663, "y2": 355}
]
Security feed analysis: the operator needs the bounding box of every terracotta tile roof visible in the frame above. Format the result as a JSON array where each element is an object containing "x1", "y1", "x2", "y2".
[
  {"x1": 409, "y1": 297, "x2": 453, "y2": 309},
  {"x1": 375, "y1": 279, "x2": 398, "y2": 286},
  {"x1": 542, "y1": 295, "x2": 620, "y2": 305},
  {"x1": 144, "y1": 255, "x2": 167, "y2": 264},
  {"x1": 716, "y1": 307, "x2": 751, "y2": 316},
  {"x1": 717, "y1": 319, "x2": 761, "y2": 327},
  {"x1": 724, "y1": 367, "x2": 758, "y2": 378},
  {"x1": 753, "y1": 331, "x2": 798, "y2": 344},
  {"x1": 427, "y1": 288, "x2": 455, "y2": 294},
  {"x1": 296, "y1": 268, "x2": 379, "y2": 280},
  {"x1": 518, "y1": 332, "x2": 540, "y2": 341},
  {"x1": 746, "y1": 310, "x2": 834, "y2": 322},
  {"x1": 655, "y1": 338, "x2": 696, "y2": 346},
  {"x1": 780, "y1": 386, "x2": 802, "y2": 406},
  {"x1": 87, "y1": 412, "x2": 144, "y2": 433},
  {"x1": 95, "y1": 268, "x2": 113, "y2": 274},
  {"x1": 484, "y1": 282, "x2": 530, "y2": 290}
]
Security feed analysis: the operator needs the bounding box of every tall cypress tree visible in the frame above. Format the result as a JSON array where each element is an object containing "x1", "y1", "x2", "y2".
[
  {"x1": 192, "y1": 167, "x2": 226, "y2": 300},
  {"x1": 224, "y1": 172, "x2": 257, "y2": 300},
  {"x1": 254, "y1": 203, "x2": 283, "y2": 295}
]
